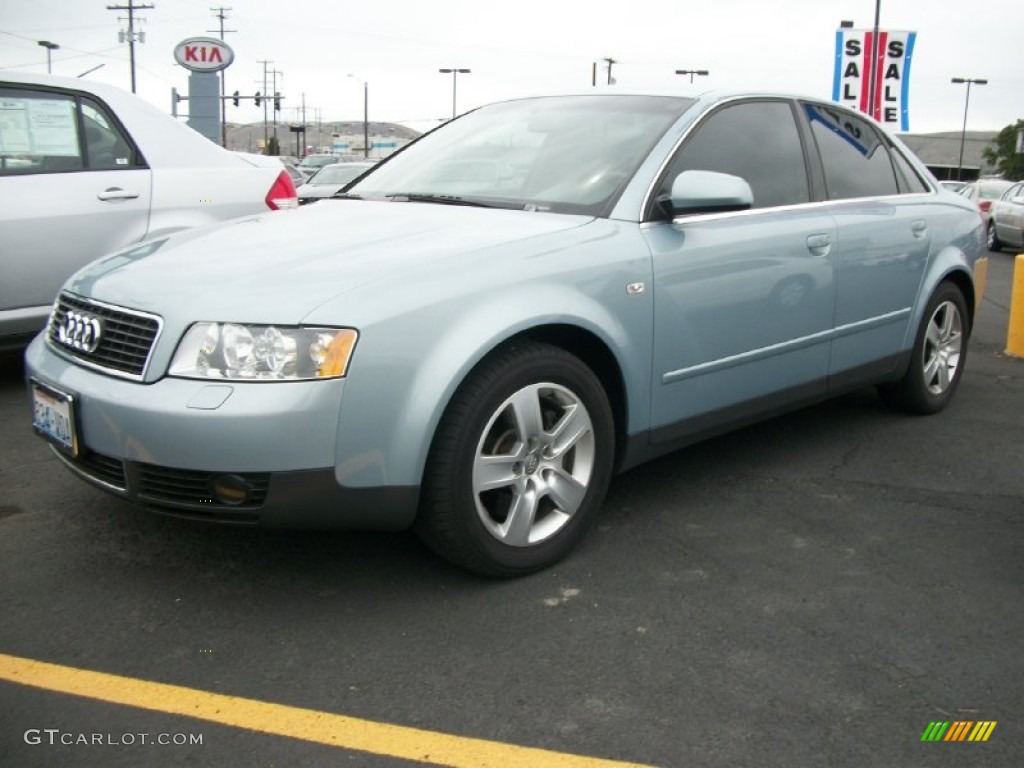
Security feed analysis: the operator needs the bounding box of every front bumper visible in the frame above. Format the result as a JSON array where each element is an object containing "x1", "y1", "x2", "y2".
[{"x1": 25, "y1": 335, "x2": 418, "y2": 530}]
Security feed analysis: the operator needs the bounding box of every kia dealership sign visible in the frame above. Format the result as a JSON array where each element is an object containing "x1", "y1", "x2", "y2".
[{"x1": 174, "y1": 37, "x2": 234, "y2": 72}]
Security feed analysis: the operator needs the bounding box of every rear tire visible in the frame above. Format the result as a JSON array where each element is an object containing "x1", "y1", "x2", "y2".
[
  {"x1": 416, "y1": 341, "x2": 614, "y2": 577},
  {"x1": 879, "y1": 282, "x2": 969, "y2": 414},
  {"x1": 987, "y1": 220, "x2": 1003, "y2": 252}
]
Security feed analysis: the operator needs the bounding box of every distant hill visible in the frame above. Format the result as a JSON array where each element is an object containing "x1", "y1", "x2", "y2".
[{"x1": 225, "y1": 121, "x2": 422, "y2": 156}]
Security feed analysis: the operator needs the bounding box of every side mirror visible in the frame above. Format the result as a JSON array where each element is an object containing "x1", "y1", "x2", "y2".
[{"x1": 661, "y1": 170, "x2": 753, "y2": 217}]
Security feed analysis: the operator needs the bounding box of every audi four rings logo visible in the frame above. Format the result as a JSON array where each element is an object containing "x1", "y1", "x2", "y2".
[{"x1": 57, "y1": 311, "x2": 103, "y2": 353}]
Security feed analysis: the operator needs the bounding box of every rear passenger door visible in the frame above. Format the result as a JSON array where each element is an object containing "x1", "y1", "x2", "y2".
[
  {"x1": 0, "y1": 85, "x2": 151, "y2": 334},
  {"x1": 800, "y1": 102, "x2": 932, "y2": 384}
]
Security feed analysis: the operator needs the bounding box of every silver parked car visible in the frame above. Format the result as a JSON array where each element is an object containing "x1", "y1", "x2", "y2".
[
  {"x1": 26, "y1": 91, "x2": 986, "y2": 576},
  {"x1": 987, "y1": 179, "x2": 1024, "y2": 251},
  {"x1": 959, "y1": 178, "x2": 1014, "y2": 229},
  {"x1": 0, "y1": 72, "x2": 298, "y2": 351}
]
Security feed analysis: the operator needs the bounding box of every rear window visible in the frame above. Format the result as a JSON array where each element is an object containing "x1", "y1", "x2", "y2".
[{"x1": 0, "y1": 86, "x2": 138, "y2": 175}]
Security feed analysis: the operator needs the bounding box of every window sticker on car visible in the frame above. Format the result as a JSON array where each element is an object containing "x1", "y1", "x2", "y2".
[{"x1": 0, "y1": 98, "x2": 78, "y2": 156}]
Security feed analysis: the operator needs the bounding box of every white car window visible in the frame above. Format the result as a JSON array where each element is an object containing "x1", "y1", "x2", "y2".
[{"x1": 0, "y1": 89, "x2": 83, "y2": 174}]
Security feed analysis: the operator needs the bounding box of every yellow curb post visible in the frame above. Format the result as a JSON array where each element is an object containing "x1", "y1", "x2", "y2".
[{"x1": 1007, "y1": 254, "x2": 1024, "y2": 358}]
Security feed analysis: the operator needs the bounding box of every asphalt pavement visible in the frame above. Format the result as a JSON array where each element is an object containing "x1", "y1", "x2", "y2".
[{"x1": 0, "y1": 249, "x2": 1021, "y2": 768}]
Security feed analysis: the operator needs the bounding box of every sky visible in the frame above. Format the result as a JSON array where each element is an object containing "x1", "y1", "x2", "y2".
[{"x1": 1, "y1": 0, "x2": 1022, "y2": 136}]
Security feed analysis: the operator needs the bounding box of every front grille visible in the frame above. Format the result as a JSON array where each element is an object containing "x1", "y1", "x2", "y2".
[
  {"x1": 136, "y1": 463, "x2": 270, "y2": 508},
  {"x1": 48, "y1": 292, "x2": 161, "y2": 378}
]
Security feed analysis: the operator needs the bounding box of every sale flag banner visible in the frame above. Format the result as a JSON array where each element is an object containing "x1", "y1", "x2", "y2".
[{"x1": 833, "y1": 27, "x2": 917, "y2": 131}]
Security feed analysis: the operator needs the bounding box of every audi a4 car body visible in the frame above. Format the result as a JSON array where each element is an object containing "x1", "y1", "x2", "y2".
[
  {"x1": 26, "y1": 91, "x2": 986, "y2": 576},
  {"x1": 0, "y1": 72, "x2": 298, "y2": 351}
]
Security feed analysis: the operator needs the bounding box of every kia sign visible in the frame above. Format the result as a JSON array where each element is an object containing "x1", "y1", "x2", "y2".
[{"x1": 174, "y1": 37, "x2": 234, "y2": 72}]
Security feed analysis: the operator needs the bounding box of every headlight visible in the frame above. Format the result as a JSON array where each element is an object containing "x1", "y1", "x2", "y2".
[{"x1": 169, "y1": 323, "x2": 358, "y2": 381}]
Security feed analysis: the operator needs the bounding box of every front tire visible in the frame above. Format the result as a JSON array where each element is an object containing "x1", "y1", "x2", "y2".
[
  {"x1": 416, "y1": 341, "x2": 615, "y2": 577},
  {"x1": 879, "y1": 282, "x2": 969, "y2": 414}
]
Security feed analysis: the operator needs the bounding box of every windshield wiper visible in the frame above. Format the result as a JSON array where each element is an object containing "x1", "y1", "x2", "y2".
[{"x1": 384, "y1": 193, "x2": 503, "y2": 208}]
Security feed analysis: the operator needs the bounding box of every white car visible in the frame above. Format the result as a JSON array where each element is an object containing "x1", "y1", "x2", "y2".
[
  {"x1": 0, "y1": 72, "x2": 298, "y2": 351},
  {"x1": 295, "y1": 161, "x2": 376, "y2": 203}
]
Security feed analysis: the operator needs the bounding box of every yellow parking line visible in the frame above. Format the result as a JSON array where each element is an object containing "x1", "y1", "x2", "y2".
[{"x1": 0, "y1": 653, "x2": 654, "y2": 768}]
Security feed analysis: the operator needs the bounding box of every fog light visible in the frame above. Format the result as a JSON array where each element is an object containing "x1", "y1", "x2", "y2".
[{"x1": 209, "y1": 474, "x2": 251, "y2": 506}]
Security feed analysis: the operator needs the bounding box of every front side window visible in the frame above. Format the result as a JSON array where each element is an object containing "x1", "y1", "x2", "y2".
[
  {"x1": 657, "y1": 100, "x2": 810, "y2": 211},
  {"x1": 804, "y1": 103, "x2": 899, "y2": 200}
]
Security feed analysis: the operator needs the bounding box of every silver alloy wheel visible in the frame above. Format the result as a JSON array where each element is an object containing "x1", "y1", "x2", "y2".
[
  {"x1": 471, "y1": 382, "x2": 596, "y2": 547},
  {"x1": 921, "y1": 299, "x2": 963, "y2": 396}
]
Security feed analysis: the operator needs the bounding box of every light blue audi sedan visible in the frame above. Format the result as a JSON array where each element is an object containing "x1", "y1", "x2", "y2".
[{"x1": 26, "y1": 91, "x2": 986, "y2": 576}]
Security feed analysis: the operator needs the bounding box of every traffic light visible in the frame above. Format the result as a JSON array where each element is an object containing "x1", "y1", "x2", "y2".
[
  {"x1": 274, "y1": 92, "x2": 281, "y2": 112},
  {"x1": 254, "y1": 91, "x2": 261, "y2": 107},
  {"x1": 232, "y1": 90, "x2": 240, "y2": 107}
]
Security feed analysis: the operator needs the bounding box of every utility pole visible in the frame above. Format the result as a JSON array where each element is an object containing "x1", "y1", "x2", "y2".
[
  {"x1": 257, "y1": 59, "x2": 271, "y2": 152},
  {"x1": 208, "y1": 6, "x2": 235, "y2": 147},
  {"x1": 106, "y1": 0, "x2": 154, "y2": 93},
  {"x1": 603, "y1": 57, "x2": 617, "y2": 85}
]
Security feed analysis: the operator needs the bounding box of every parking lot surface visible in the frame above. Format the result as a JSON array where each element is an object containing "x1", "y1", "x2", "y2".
[{"x1": 1, "y1": 250, "x2": 1021, "y2": 767}]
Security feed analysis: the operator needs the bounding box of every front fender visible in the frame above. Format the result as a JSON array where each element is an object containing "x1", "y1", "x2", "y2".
[{"x1": 325, "y1": 225, "x2": 655, "y2": 492}]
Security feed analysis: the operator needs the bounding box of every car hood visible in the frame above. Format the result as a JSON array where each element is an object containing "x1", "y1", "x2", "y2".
[{"x1": 66, "y1": 200, "x2": 593, "y2": 326}]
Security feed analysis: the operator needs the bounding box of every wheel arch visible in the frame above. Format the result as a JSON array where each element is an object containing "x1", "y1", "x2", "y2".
[
  {"x1": 914, "y1": 243, "x2": 978, "y2": 336},
  {"x1": 492, "y1": 323, "x2": 630, "y2": 471},
  {"x1": 331, "y1": 286, "x2": 650, "y2": 504}
]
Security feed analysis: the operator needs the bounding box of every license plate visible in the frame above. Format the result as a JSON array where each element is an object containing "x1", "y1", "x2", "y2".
[{"x1": 31, "y1": 379, "x2": 78, "y2": 457}]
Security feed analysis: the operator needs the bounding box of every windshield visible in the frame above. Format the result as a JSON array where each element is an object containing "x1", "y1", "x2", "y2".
[
  {"x1": 311, "y1": 164, "x2": 373, "y2": 185},
  {"x1": 349, "y1": 95, "x2": 694, "y2": 216}
]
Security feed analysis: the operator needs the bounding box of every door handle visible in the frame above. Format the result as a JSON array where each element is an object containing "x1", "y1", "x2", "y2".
[
  {"x1": 806, "y1": 233, "x2": 832, "y2": 256},
  {"x1": 97, "y1": 187, "x2": 140, "y2": 202},
  {"x1": 911, "y1": 219, "x2": 928, "y2": 238}
]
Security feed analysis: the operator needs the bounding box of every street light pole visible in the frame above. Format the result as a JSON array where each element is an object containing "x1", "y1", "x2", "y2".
[
  {"x1": 347, "y1": 74, "x2": 369, "y2": 159},
  {"x1": 952, "y1": 77, "x2": 988, "y2": 182},
  {"x1": 37, "y1": 40, "x2": 59, "y2": 73},
  {"x1": 438, "y1": 68, "x2": 470, "y2": 120},
  {"x1": 867, "y1": 0, "x2": 881, "y2": 120},
  {"x1": 674, "y1": 69, "x2": 709, "y2": 84}
]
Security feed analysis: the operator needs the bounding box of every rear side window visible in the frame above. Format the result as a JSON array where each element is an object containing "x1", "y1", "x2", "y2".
[
  {"x1": 889, "y1": 146, "x2": 930, "y2": 193},
  {"x1": 0, "y1": 87, "x2": 136, "y2": 175},
  {"x1": 804, "y1": 102, "x2": 899, "y2": 199},
  {"x1": 658, "y1": 100, "x2": 810, "y2": 210}
]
